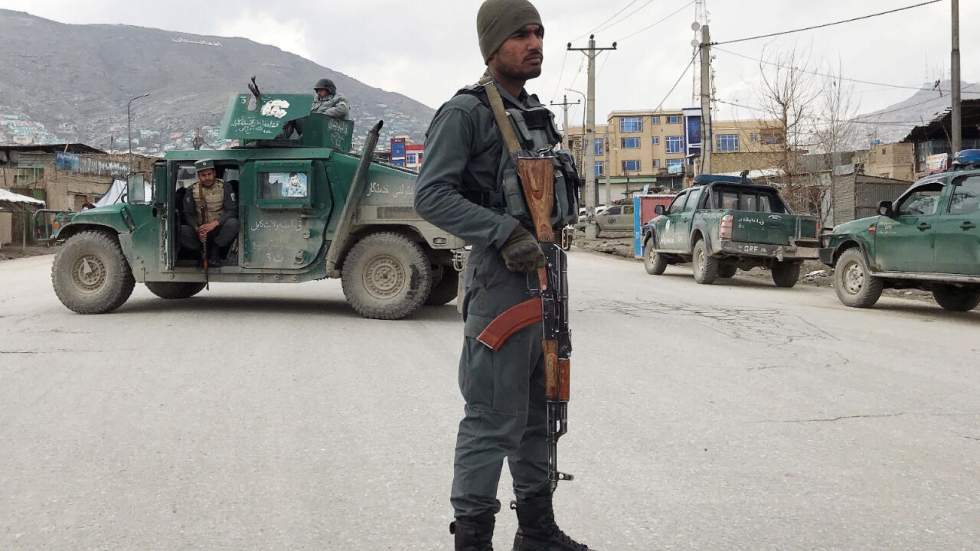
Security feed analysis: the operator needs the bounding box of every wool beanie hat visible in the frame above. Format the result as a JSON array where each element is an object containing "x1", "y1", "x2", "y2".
[{"x1": 477, "y1": 0, "x2": 543, "y2": 63}]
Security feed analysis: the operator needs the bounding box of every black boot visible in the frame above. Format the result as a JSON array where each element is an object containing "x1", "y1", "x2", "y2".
[
  {"x1": 512, "y1": 493, "x2": 593, "y2": 551},
  {"x1": 451, "y1": 512, "x2": 495, "y2": 551}
]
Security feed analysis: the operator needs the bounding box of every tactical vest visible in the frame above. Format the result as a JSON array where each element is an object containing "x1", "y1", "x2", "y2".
[{"x1": 456, "y1": 86, "x2": 582, "y2": 230}]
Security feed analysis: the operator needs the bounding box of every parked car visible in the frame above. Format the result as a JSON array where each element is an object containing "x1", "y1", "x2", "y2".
[
  {"x1": 820, "y1": 153, "x2": 980, "y2": 311},
  {"x1": 641, "y1": 174, "x2": 820, "y2": 286},
  {"x1": 594, "y1": 203, "x2": 635, "y2": 236}
]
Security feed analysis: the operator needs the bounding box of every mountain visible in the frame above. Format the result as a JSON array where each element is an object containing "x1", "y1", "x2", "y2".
[
  {"x1": 853, "y1": 80, "x2": 979, "y2": 145},
  {"x1": 0, "y1": 9, "x2": 435, "y2": 153}
]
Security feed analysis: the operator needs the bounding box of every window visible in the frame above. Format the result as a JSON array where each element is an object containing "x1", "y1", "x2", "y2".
[
  {"x1": 760, "y1": 128, "x2": 783, "y2": 145},
  {"x1": 897, "y1": 183, "x2": 944, "y2": 216},
  {"x1": 14, "y1": 167, "x2": 43, "y2": 186},
  {"x1": 750, "y1": 133, "x2": 760, "y2": 143},
  {"x1": 949, "y1": 176, "x2": 980, "y2": 215},
  {"x1": 622, "y1": 159, "x2": 641, "y2": 172},
  {"x1": 667, "y1": 114, "x2": 681, "y2": 125},
  {"x1": 621, "y1": 137, "x2": 641, "y2": 149},
  {"x1": 717, "y1": 134, "x2": 740, "y2": 153},
  {"x1": 406, "y1": 153, "x2": 418, "y2": 164},
  {"x1": 666, "y1": 158, "x2": 684, "y2": 174},
  {"x1": 605, "y1": 206, "x2": 622, "y2": 215},
  {"x1": 667, "y1": 192, "x2": 688, "y2": 214},
  {"x1": 652, "y1": 159, "x2": 661, "y2": 169},
  {"x1": 720, "y1": 191, "x2": 739, "y2": 210},
  {"x1": 651, "y1": 115, "x2": 661, "y2": 125},
  {"x1": 594, "y1": 161, "x2": 604, "y2": 177},
  {"x1": 665, "y1": 136, "x2": 684, "y2": 154},
  {"x1": 261, "y1": 171, "x2": 309, "y2": 199},
  {"x1": 619, "y1": 117, "x2": 643, "y2": 133},
  {"x1": 651, "y1": 136, "x2": 660, "y2": 146},
  {"x1": 683, "y1": 187, "x2": 703, "y2": 212},
  {"x1": 623, "y1": 205, "x2": 634, "y2": 216},
  {"x1": 594, "y1": 138, "x2": 605, "y2": 156}
]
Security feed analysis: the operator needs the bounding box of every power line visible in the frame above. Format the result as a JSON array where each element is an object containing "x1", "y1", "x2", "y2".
[
  {"x1": 653, "y1": 49, "x2": 700, "y2": 112},
  {"x1": 715, "y1": 46, "x2": 980, "y2": 95},
  {"x1": 711, "y1": 0, "x2": 944, "y2": 46},
  {"x1": 714, "y1": 97, "x2": 941, "y2": 127},
  {"x1": 550, "y1": 50, "x2": 570, "y2": 101},
  {"x1": 618, "y1": 0, "x2": 695, "y2": 42},
  {"x1": 595, "y1": 0, "x2": 657, "y2": 36},
  {"x1": 571, "y1": 0, "x2": 641, "y2": 42}
]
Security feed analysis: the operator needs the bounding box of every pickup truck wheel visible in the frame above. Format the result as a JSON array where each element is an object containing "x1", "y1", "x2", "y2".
[
  {"x1": 692, "y1": 239, "x2": 719, "y2": 284},
  {"x1": 51, "y1": 230, "x2": 135, "y2": 314},
  {"x1": 643, "y1": 240, "x2": 668, "y2": 275},
  {"x1": 833, "y1": 248, "x2": 882, "y2": 308},
  {"x1": 718, "y1": 264, "x2": 738, "y2": 278},
  {"x1": 426, "y1": 268, "x2": 459, "y2": 306},
  {"x1": 342, "y1": 232, "x2": 433, "y2": 320},
  {"x1": 932, "y1": 285, "x2": 980, "y2": 312},
  {"x1": 771, "y1": 261, "x2": 801, "y2": 288},
  {"x1": 145, "y1": 282, "x2": 207, "y2": 300}
]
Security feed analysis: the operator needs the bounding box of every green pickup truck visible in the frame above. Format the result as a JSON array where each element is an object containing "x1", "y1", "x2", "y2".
[
  {"x1": 820, "y1": 160, "x2": 980, "y2": 311},
  {"x1": 641, "y1": 175, "x2": 820, "y2": 286}
]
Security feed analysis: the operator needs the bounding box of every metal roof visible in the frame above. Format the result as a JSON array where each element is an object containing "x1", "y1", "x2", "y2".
[
  {"x1": 0, "y1": 188, "x2": 45, "y2": 211},
  {"x1": 0, "y1": 143, "x2": 107, "y2": 156}
]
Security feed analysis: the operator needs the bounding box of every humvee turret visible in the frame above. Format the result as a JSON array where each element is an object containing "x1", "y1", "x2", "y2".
[{"x1": 50, "y1": 92, "x2": 464, "y2": 319}]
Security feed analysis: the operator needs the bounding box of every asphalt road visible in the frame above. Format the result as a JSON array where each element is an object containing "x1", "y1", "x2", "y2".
[{"x1": 1, "y1": 251, "x2": 978, "y2": 550}]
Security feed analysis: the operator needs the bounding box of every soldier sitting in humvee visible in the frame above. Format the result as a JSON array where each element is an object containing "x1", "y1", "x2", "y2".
[{"x1": 180, "y1": 159, "x2": 240, "y2": 267}]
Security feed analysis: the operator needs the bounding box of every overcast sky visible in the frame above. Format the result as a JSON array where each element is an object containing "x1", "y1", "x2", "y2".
[{"x1": 4, "y1": 0, "x2": 977, "y2": 125}]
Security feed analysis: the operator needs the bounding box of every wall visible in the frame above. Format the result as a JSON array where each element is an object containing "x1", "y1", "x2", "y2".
[
  {"x1": 0, "y1": 212, "x2": 11, "y2": 246},
  {"x1": 711, "y1": 151, "x2": 786, "y2": 174},
  {"x1": 866, "y1": 143, "x2": 915, "y2": 181}
]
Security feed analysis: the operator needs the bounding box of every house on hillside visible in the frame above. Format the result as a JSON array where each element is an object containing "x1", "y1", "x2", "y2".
[{"x1": 901, "y1": 98, "x2": 980, "y2": 177}]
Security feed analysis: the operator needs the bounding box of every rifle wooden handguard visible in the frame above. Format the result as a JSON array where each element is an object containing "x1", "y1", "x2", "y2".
[{"x1": 476, "y1": 298, "x2": 543, "y2": 351}]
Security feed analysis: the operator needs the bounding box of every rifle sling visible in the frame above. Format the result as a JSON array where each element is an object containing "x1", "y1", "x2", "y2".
[{"x1": 478, "y1": 74, "x2": 523, "y2": 157}]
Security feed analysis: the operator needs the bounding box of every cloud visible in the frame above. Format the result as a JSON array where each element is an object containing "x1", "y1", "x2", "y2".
[{"x1": 215, "y1": 11, "x2": 314, "y2": 61}]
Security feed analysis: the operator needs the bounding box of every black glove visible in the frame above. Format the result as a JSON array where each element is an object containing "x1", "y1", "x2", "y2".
[{"x1": 500, "y1": 225, "x2": 546, "y2": 273}]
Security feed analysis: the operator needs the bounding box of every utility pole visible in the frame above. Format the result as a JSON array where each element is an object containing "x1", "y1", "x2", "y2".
[
  {"x1": 127, "y1": 92, "x2": 150, "y2": 174},
  {"x1": 549, "y1": 95, "x2": 581, "y2": 144},
  {"x1": 951, "y1": 0, "x2": 962, "y2": 154},
  {"x1": 699, "y1": 25, "x2": 713, "y2": 175},
  {"x1": 568, "y1": 35, "x2": 616, "y2": 239}
]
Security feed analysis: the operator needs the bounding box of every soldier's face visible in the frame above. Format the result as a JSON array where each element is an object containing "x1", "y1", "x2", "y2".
[
  {"x1": 198, "y1": 168, "x2": 216, "y2": 186},
  {"x1": 316, "y1": 88, "x2": 329, "y2": 99},
  {"x1": 491, "y1": 24, "x2": 544, "y2": 81}
]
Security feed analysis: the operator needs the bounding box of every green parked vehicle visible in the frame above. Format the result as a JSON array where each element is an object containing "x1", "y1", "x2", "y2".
[
  {"x1": 50, "y1": 91, "x2": 464, "y2": 319},
  {"x1": 640, "y1": 174, "x2": 821, "y2": 286},
  {"x1": 820, "y1": 152, "x2": 980, "y2": 311}
]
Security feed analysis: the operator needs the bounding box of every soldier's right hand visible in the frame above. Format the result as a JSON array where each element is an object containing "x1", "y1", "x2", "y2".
[{"x1": 500, "y1": 225, "x2": 546, "y2": 273}]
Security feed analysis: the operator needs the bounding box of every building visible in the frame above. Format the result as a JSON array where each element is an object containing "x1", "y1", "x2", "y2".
[
  {"x1": 901, "y1": 98, "x2": 980, "y2": 177},
  {"x1": 566, "y1": 109, "x2": 784, "y2": 203},
  {"x1": 388, "y1": 136, "x2": 425, "y2": 170},
  {"x1": 0, "y1": 143, "x2": 156, "y2": 243},
  {"x1": 864, "y1": 142, "x2": 916, "y2": 181}
]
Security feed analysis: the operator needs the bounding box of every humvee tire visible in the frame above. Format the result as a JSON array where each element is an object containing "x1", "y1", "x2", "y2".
[
  {"x1": 932, "y1": 285, "x2": 980, "y2": 312},
  {"x1": 342, "y1": 232, "x2": 433, "y2": 319},
  {"x1": 771, "y1": 261, "x2": 801, "y2": 288},
  {"x1": 643, "y1": 240, "x2": 668, "y2": 275},
  {"x1": 145, "y1": 282, "x2": 207, "y2": 300},
  {"x1": 692, "y1": 239, "x2": 719, "y2": 284},
  {"x1": 834, "y1": 248, "x2": 883, "y2": 308},
  {"x1": 426, "y1": 268, "x2": 459, "y2": 306},
  {"x1": 51, "y1": 230, "x2": 135, "y2": 314}
]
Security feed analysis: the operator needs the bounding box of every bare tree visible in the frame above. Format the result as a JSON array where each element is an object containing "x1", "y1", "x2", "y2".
[
  {"x1": 813, "y1": 61, "x2": 860, "y2": 225},
  {"x1": 757, "y1": 46, "x2": 819, "y2": 210}
]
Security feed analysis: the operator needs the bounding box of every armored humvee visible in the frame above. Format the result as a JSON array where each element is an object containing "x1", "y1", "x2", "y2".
[{"x1": 50, "y1": 92, "x2": 464, "y2": 319}]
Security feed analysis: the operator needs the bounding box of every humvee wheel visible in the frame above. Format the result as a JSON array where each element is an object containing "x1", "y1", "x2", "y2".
[
  {"x1": 718, "y1": 263, "x2": 738, "y2": 279},
  {"x1": 51, "y1": 230, "x2": 135, "y2": 314},
  {"x1": 691, "y1": 239, "x2": 719, "y2": 284},
  {"x1": 342, "y1": 232, "x2": 433, "y2": 319},
  {"x1": 145, "y1": 282, "x2": 207, "y2": 300},
  {"x1": 643, "y1": 240, "x2": 667, "y2": 275},
  {"x1": 426, "y1": 268, "x2": 459, "y2": 306},
  {"x1": 771, "y1": 261, "x2": 801, "y2": 288}
]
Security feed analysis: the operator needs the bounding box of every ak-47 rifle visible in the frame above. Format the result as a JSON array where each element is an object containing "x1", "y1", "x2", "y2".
[
  {"x1": 475, "y1": 77, "x2": 574, "y2": 492},
  {"x1": 199, "y1": 188, "x2": 210, "y2": 290}
]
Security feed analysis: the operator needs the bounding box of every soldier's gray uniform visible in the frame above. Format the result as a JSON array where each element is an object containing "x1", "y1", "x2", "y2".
[
  {"x1": 310, "y1": 94, "x2": 351, "y2": 120},
  {"x1": 415, "y1": 82, "x2": 559, "y2": 518}
]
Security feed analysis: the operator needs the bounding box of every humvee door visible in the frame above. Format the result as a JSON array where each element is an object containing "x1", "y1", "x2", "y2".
[{"x1": 239, "y1": 159, "x2": 333, "y2": 269}]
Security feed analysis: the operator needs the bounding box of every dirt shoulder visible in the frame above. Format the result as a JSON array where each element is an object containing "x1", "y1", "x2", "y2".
[{"x1": 0, "y1": 245, "x2": 58, "y2": 262}]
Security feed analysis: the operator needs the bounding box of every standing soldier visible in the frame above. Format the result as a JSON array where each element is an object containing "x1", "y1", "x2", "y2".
[
  {"x1": 415, "y1": 1, "x2": 591, "y2": 550},
  {"x1": 311, "y1": 78, "x2": 351, "y2": 120}
]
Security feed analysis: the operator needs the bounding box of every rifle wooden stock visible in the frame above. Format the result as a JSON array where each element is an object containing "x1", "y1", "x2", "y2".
[{"x1": 517, "y1": 157, "x2": 556, "y2": 245}]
